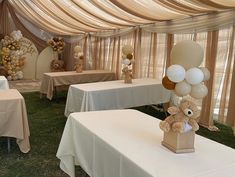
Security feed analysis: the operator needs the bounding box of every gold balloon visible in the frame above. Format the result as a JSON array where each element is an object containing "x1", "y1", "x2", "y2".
[{"x1": 162, "y1": 76, "x2": 176, "y2": 90}]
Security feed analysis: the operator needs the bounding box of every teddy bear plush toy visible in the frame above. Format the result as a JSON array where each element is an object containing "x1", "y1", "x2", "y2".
[
  {"x1": 159, "y1": 99, "x2": 200, "y2": 133},
  {"x1": 122, "y1": 66, "x2": 132, "y2": 83}
]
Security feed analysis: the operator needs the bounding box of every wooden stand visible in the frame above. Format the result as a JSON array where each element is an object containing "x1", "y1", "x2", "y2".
[{"x1": 162, "y1": 130, "x2": 195, "y2": 153}]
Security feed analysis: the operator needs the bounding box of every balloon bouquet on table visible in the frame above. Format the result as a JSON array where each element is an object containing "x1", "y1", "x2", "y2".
[
  {"x1": 121, "y1": 45, "x2": 134, "y2": 83},
  {"x1": 47, "y1": 37, "x2": 65, "y2": 72},
  {"x1": 73, "y1": 45, "x2": 84, "y2": 73},
  {"x1": 159, "y1": 40, "x2": 210, "y2": 153}
]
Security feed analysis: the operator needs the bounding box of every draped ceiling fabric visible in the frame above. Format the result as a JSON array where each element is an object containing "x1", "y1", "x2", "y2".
[
  {"x1": 1, "y1": 0, "x2": 235, "y2": 133},
  {"x1": 7, "y1": 0, "x2": 235, "y2": 35}
]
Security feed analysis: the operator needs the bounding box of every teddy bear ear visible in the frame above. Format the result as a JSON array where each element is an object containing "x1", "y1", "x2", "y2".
[{"x1": 167, "y1": 106, "x2": 180, "y2": 115}]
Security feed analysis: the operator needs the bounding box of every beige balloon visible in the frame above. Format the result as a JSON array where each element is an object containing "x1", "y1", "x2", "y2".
[
  {"x1": 190, "y1": 83, "x2": 208, "y2": 99},
  {"x1": 171, "y1": 40, "x2": 204, "y2": 69},
  {"x1": 74, "y1": 45, "x2": 82, "y2": 53},
  {"x1": 175, "y1": 80, "x2": 191, "y2": 97},
  {"x1": 200, "y1": 67, "x2": 210, "y2": 81}
]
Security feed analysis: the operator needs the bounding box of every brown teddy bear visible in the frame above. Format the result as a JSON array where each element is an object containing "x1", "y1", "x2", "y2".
[{"x1": 159, "y1": 99, "x2": 200, "y2": 133}]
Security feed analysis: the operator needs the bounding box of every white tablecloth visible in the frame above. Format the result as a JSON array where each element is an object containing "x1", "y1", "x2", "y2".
[
  {"x1": 0, "y1": 89, "x2": 30, "y2": 153},
  {"x1": 40, "y1": 70, "x2": 116, "y2": 100},
  {"x1": 0, "y1": 76, "x2": 9, "y2": 89},
  {"x1": 65, "y1": 78, "x2": 171, "y2": 116},
  {"x1": 57, "y1": 109, "x2": 235, "y2": 177}
]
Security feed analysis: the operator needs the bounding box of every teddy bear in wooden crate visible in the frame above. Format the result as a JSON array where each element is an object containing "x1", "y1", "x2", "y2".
[{"x1": 159, "y1": 99, "x2": 200, "y2": 153}]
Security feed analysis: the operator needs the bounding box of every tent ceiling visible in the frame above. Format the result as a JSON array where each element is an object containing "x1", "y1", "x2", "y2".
[{"x1": 8, "y1": 0, "x2": 235, "y2": 35}]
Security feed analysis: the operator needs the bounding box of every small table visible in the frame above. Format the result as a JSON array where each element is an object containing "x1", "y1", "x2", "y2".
[
  {"x1": 0, "y1": 76, "x2": 9, "y2": 89},
  {"x1": 65, "y1": 78, "x2": 170, "y2": 116},
  {"x1": 40, "y1": 70, "x2": 116, "y2": 100},
  {"x1": 57, "y1": 109, "x2": 235, "y2": 177},
  {"x1": 0, "y1": 89, "x2": 30, "y2": 153}
]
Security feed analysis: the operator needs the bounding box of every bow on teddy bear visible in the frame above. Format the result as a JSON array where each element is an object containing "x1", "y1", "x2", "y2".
[{"x1": 159, "y1": 99, "x2": 200, "y2": 133}]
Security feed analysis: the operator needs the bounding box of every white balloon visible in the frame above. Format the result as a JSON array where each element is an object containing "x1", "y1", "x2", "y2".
[
  {"x1": 122, "y1": 58, "x2": 131, "y2": 65},
  {"x1": 174, "y1": 80, "x2": 192, "y2": 97},
  {"x1": 166, "y1": 64, "x2": 185, "y2": 83},
  {"x1": 190, "y1": 83, "x2": 208, "y2": 99},
  {"x1": 185, "y1": 67, "x2": 204, "y2": 85},
  {"x1": 200, "y1": 67, "x2": 210, "y2": 81},
  {"x1": 171, "y1": 40, "x2": 204, "y2": 69}
]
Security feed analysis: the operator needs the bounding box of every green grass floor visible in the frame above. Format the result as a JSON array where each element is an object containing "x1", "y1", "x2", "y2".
[{"x1": 0, "y1": 91, "x2": 235, "y2": 177}]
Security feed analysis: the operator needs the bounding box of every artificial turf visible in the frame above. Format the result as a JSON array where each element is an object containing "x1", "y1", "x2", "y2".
[{"x1": 0, "y1": 91, "x2": 234, "y2": 177}]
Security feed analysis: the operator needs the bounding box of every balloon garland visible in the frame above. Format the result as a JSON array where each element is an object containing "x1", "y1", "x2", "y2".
[
  {"x1": 162, "y1": 40, "x2": 210, "y2": 100},
  {"x1": 73, "y1": 45, "x2": 84, "y2": 73},
  {"x1": 121, "y1": 45, "x2": 134, "y2": 83},
  {"x1": 47, "y1": 37, "x2": 65, "y2": 72},
  {"x1": 0, "y1": 30, "x2": 25, "y2": 80}
]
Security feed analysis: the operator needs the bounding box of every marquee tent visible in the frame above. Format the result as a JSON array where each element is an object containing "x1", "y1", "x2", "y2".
[{"x1": 1, "y1": 0, "x2": 235, "y2": 133}]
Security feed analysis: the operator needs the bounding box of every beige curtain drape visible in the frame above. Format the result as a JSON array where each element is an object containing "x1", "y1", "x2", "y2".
[
  {"x1": 0, "y1": 0, "x2": 15, "y2": 35},
  {"x1": 0, "y1": 0, "x2": 47, "y2": 52},
  {"x1": 200, "y1": 31, "x2": 219, "y2": 130},
  {"x1": 8, "y1": 0, "x2": 235, "y2": 34}
]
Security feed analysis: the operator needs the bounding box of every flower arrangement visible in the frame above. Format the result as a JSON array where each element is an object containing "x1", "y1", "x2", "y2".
[
  {"x1": 47, "y1": 37, "x2": 65, "y2": 53},
  {"x1": 121, "y1": 45, "x2": 134, "y2": 83},
  {"x1": 0, "y1": 30, "x2": 25, "y2": 80}
]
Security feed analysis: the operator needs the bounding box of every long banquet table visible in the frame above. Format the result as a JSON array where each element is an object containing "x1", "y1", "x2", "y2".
[
  {"x1": 0, "y1": 89, "x2": 30, "y2": 153},
  {"x1": 65, "y1": 78, "x2": 171, "y2": 116},
  {"x1": 57, "y1": 109, "x2": 235, "y2": 177},
  {"x1": 40, "y1": 70, "x2": 116, "y2": 100},
  {"x1": 0, "y1": 76, "x2": 9, "y2": 89}
]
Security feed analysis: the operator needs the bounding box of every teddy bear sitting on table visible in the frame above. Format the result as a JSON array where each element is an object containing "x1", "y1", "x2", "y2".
[{"x1": 159, "y1": 99, "x2": 200, "y2": 133}]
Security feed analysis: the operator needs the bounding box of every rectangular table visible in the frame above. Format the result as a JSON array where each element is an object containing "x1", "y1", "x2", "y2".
[
  {"x1": 0, "y1": 76, "x2": 9, "y2": 89},
  {"x1": 57, "y1": 109, "x2": 235, "y2": 177},
  {"x1": 65, "y1": 78, "x2": 170, "y2": 116},
  {"x1": 40, "y1": 70, "x2": 116, "y2": 100},
  {"x1": 0, "y1": 89, "x2": 30, "y2": 153}
]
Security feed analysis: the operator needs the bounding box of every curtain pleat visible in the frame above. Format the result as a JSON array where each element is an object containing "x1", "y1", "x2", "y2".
[{"x1": 199, "y1": 31, "x2": 219, "y2": 130}]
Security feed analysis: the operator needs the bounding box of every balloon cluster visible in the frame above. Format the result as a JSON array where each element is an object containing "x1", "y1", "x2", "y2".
[
  {"x1": 73, "y1": 45, "x2": 84, "y2": 73},
  {"x1": 121, "y1": 45, "x2": 134, "y2": 83},
  {"x1": 121, "y1": 45, "x2": 134, "y2": 66},
  {"x1": 162, "y1": 41, "x2": 210, "y2": 99},
  {"x1": 47, "y1": 37, "x2": 65, "y2": 53},
  {"x1": 0, "y1": 30, "x2": 25, "y2": 80}
]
